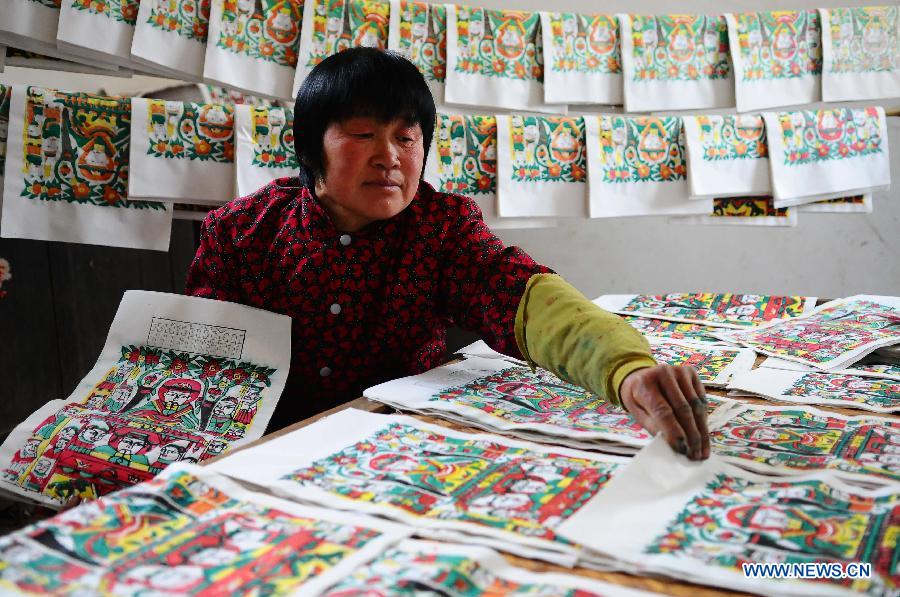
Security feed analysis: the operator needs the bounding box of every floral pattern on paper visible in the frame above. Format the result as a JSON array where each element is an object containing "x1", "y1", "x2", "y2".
[
  {"x1": 628, "y1": 14, "x2": 730, "y2": 81},
  {"x1": 453, "y1": 6, "x2": 543, "y2": 82},
  {"x1": 546, "y1": 12, "x2": 619, "y2": 74},
  {"x1": 827, "y1": 6, "x2": 899, "y2": 74},
  {"x1": 732, "y1": 10, "x2": 822, "y2": 81},
  {"x1": 434, "y1": 114, "x2": 496, "y2": 195},
  {"x1": 596, "y1": 116, "x2": 686, "y2": 184}
]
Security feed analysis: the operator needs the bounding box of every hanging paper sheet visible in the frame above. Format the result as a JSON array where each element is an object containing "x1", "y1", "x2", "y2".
[
  {"x1": 594, "y1": 293, "x2": 816, "y2": 329},
  {"x1": 0, "y1": 290, "x2": 291, "y2": 506},
  {"x1": 728, "y1": 367, "x2": 900, "y2": 414},
  {"x1": 621, "y1": 315, "x2": 729, "y2": 345},
  {"x1": 557, "y1": 437, "x2": 900, "y2": 597},
  {"x1": 821, "y1": 6, "x2": 900, "y2": 102},
  {"x1": 446, "y1": 5, "x2": 560, "y2": 113},
  {"x1": 389, "y1": 0, "x2": 447, "y2": 104},
  {"x1": 131, "y1": 0, "x2": 211, "y2": 81},
  {"x1": 709, "y1": 403, "x2": 900, "y2": 486},
  {"x1": 0, "y1": 85, "x2": 9, "y2": 215},
  {"x1": 764, "y1": 107, "x2": 891, "y2": 208},
  {"x1": 540, "y1": 12, "x2": 622, "y2": 105},
  {"x1": 423, "y1": 113, "x2": 554, "y2": 229},
  {"x1": 0, "y1": 0, "x2": 66, "y2": 59},
  {"x1": 496, "y1": 115, "x2": 587, "y2": 217},
  {"x1": 585, "y1": 115, "x2": 711, "y2": 218},
  {"x1": 620, "y1": 13, "x2": 734, "y2": 112},
  {"x1": 209, "y1": 408, "x2": 628, "y2": 567},
  {"x1": 294, "y1": 0, "x2": 390, "y2": 96},
  {"x1": 761, "y1": 355, "x2": 900, "y2": 382},
  {"x1": 234, "y1": 104, "x2": 299, "y2": 197},
  {"x1": 648, "y1": 339, "x2": 755, "y2": 387},
  {"x1": 716, "y1": 295, "x2": 900, "y2": 370},
  {"x1": 726, "y1": 10, "x2": 823, "y2": 112},
  {"x1": 682, "y1": 114, "x2": 770, "y2": 198},
  {"x1": 129, "y1": 97, "x2": 236, "y2": 205},
  {"x1": 56, "y1": 0, "x2": 138, "y2": 68},
  {"x1": 0, "y1": 463, "x2": 409, "y2": 595},
  {"x1": 204, "y1": 0, "x2": 304, "y2": 99},
  {"x1": 670, "y1": 196, "x2": 796, "y2": 227},
  {"x1": 0, "y1": 87, "x2": 171, "y2": 250}
]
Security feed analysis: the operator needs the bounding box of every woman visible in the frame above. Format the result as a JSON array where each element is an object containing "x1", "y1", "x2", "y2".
[{"x1": 186, "y1": 48, "x2": 709, "y2": 460}]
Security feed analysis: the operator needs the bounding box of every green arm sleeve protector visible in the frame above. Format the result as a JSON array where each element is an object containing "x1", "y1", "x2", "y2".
[{"x1": 514, "y1": 274, "x2": 657, "y2": 407}]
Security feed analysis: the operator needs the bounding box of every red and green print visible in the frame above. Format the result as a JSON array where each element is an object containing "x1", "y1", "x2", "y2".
[
  {"x1": 249, "y1": 107, "x2": 297, "y2": 168},
  {"x1": 509, "y1": 116, "x2": 586, "y2": 183},
  {"x1": 71, "y1": 0, "x2": 139, "y2": 25},
  {"x1": 306, "y1": 0, "x2": 389, "y2": 68},
  {"x1": 435, "y1": 114, "x2": 496, "y2": 195},
  {"x1": 596, "y1": 116, "x2": 686, "y2": 184},
  {"x1": 396, "y1": 1, "x2": 446, "y2": 82},
  {"x1": 146, "y1": 100, "x2": 235, "y2": 162},
  {"x1": 148, "y1": 0, "x2": 211, "y2": 42},
  {"x1": 547, "y1": 12, "x2": 619, "y2": 74},
  {"x1": 827, "y1": 6, "x2": 899, "y2": 74},
  {"x1": 217, "y1": 0, "x2": 303, "y2": 67},
  {"x1": 732, "y1": 10, "x2": 822, "y2": 81},
  {"x1": 777, "y1": 108, "x2": 883, "y2": 166},
  {"x1": 784, "y1": 373, "x2": 900, "y2": 411},
  {"x1": 696, "y1": 115, "x2": 767, "y2": 161},
  {"x1": 629, "y1": 15, "x2": 730, "y2": 82},
  {"x1": 454, "y1": 7, "x2": 543, "y2": 82}
]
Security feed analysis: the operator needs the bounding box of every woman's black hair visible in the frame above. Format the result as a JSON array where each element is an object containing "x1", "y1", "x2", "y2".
[{"x1": 293, "y1": 47, "x2": 436, "y2": 183}]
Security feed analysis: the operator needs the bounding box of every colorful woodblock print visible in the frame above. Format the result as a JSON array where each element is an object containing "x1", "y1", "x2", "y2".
[
  {"x1": 628, "y1": 15, "x2": 730, "y2": 81},
  {"x1": 437, "y1": 365, "x2": 650, "y2": 440},
  {"x1": 71, "y1": 0, "x2": 139, "y2": 25},
  {"x1": 146, "y1": 100, "x2": 235, "y2": 162},
  {"x1": 618, "y1": 293, "x2": 809, "y2": 327},
  {"x1": 712, "y1": 407, "x2": 900, "y2": 482},
  {"x1": 646, "y1": 473, "x2": 898, "y2": 595},
  {"x1": 396, "y1": 1, "x2": 446, "y2": 82},
  {"x1": 148, "y1": 0, "x2": 212, "y2": 42},
  {"x1": 696, "y1": 115, "x2": 767, "y2": 161},
  {"x1": 454, "y1": 7, "x2": 544, "y2": 82},
  {"x1": 307, "y1": 0, "x2": 390, "y2": 68},
  {"x1": 21, "y1": 88, "x2": 163, "y2": 210},
  {"x1": 828, "y1": 6, "x2": 899, "y2": 73},
  {"x1": 0, "y1": 345, "x2": 276, "y2": 502},
  {"x1": 732, "y1": 298, "x2": 899, "y2": 365},
  {"x1": 650, "y1": 343, "x2": 742, "y2": 384},
  {"x1": 733, "y1": 10, "x2": 822, "y2": 81},
  {"x1": 784, "y1": 373, "x2": 900, "y2": 411},
  {"x1": 711, "y1": 198, "x2": 789, "y2": 219},
  {"x1": 27, "y1": 0, "x2": 62, "y2": 8},
  {"x1": 508, "y1": 116, "x2": 586, "y2": 183},
  {"x1": 595, "y1": 116, "x2": 687, "y2": 183},
  {"x1": 0, "y1": 85, "x2": 10, "y2": 175},
  {"x1": 622, "y1": 316, "x2": 724, "y2": 344},
  {"x1": 249, "y1": 106, "x2": 297, "y2": 168},
  {"x1": 547, "y1": 12, "x2": 619, "y2": 75},
  {"x1": 284, "y1": 423, "x2": 619, "y2": 543},
  {"x1": 216, "y1": 0, "x2": 304, "y2": 67},
  {"x1": 0, "y1": 468, "x2": 384, "y2": 594},
  {"x1": 435, "y1": 114, "x2": 496, "y2": 196},
  {"x1": 776, "y1": 108, "x2": 884, "y2": 166}
]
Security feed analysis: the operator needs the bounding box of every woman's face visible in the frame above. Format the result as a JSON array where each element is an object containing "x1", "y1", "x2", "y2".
[{"x1": 315, "y1": 116, "x2": 425, "y2": 232}]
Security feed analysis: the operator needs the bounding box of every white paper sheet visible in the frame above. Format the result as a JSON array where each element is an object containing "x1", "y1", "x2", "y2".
[
  {"x1": 0, "y1": 290, "x2": 291, "y2": 506},
  {"x1": 129, "y1": 97, "x2": 235, "y2": 205},
  {"x1": 727, "y1": 367, "x2": 900, "y2": 414},
  {"x1": 496, "y1": 115, "x2": 587, "y2": 217},
  {"x1": 761, "y1": 355, "x2": 900, "y2": 382},
  {"x1": 0, "y1": 86, "x2": 172, "y2": 251},
  {"x1": 620, "y1": 13, "x2": 734, "y2": 112},
  {"x1": 557, "y1": 437, "x2": 899, "y2": 597},
  {"x1": 585, "y1": 115, "x2": 711, "y2": 219},
  {"x1": 539, "y1": 11, "x2": 622, "y2": 105},
  {"x1": 648, "y1": 338, "x2": 756, "y2": 387},
  {"x1": 0, "y1": 0, "x2": 66, "y2": 59},
  {"x1": 130, "y1": 0, "x2": 209, "y2": 82},
  {"x1": 715, "y1": 295, "x2": 900, "y2": 370},
  {"x1": 209, "y1": 408, "x2": 628, "y2": 566},
  {"x1": 670, "y1": 197, "x2": 797, "y2": 227},
  {"x1": 682, "y1": 114, "x2": 770, "y2": 198},
  {"x1": 0, "y1": 463, "x2": 409, "y2": 596},
  {"x1": 445, "y1": 5, "x2": 561, "y2": 113},
  {"x1": 763, "y1": 107, "x2": 891, "y2": 207},
  {"x1": 56, "y1": 0, "x2": 136, "y2": 68},
  {"x1": 234, "y1": 104, "x2": 300, "y2": 197},
  {"x1": 820, "y1": 6, "x2": 900, "y2": 102},
  {"x1": 388, "y1": 0, "x2": 446, "y2": 105},
  {"x1": 798, "y1": 194, "x2": 873, "y2": 213},
  {"x1": 726, "y1": 10, "x2": 822, "y2": 112}
]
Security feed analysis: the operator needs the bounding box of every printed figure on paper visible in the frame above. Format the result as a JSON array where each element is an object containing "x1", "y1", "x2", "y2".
[
  {"x1": 20, "y1": 88, "x2": 164, "y2": 211},
  {"x1": 25, "y1": 0, "x2": 62, "y2": 7},
  {"x1": 647, "y1": 474, "x2": 898, "y2": 595},
  {"x1": 711, "y1": 198, "x2": 788, "y2": 219},
  {"x1": 649, "y1": 343, "x2": 739, "y2": 384},
  {"x1": 306, "y1": 0, "x2": 390, "y2": 68},
  {"x1": 435, "y1": 114, "x2": 496, "y2": 195},
  {"x1": 712, "y1": 407, "x2": 900, "y2": 482},
  {"x1": 777, "y1": 108, "x2": 883, "y2": 166},
  {"x1": 622, "y1": 316, "x2": 723, "y2": 344},
  {"x1": 785, "y1": 373, "x2": 900, "y2": 411},
  {"x1": 285, "y1": 423, "x2": 618, "y2": 542},
  {"x1": 596, "y1": 116, "x2": 686, "y2": 184},
  {"x1": 733, "y1": 10, "x2": 822, "y2": 81},
  {"x1": 249, "y1": 107, "x2": 298, "y2": 168},
  {"x1": 547, "y1": 12, "x2": 619, "y2": 75},
  {"x1": 146, "y1": 100, "x2": 235, "y2": 162},
  {"x1": 0, "y1": 536, "x2": 97, "y2": 594},
  {"x1": 619, "y1": 293, "x2": 809, "y2": 327},
  {"x1": 454, "y1": 7, "x2": 544, "y2": 82},
  {"x1": 437, "y1": 365, "x2": 650, "y2": 440},
  {"x1": 148, "y1": 0, "x2": 212, "y2": 42},
  {"x1": 508, "y1": 116, "x2": 586, "y2": 183},
  {"x1": 396, "y1": 1, "x2": 447, "y2": 83},
  {"x1": 71, "y1": 0, "x2": 140, "y2": 25},
  {"x1": 629, "y1": 15, "x2": 730, "y2": 82},
  {"x1": 1, "y1": 85, "x2": 10, "y2": 175},
  {"x1": 696, "y1": 115, "x2": 767, "y2": 161},
  {"x1": 216, "y1": 0, "x2": 304, "y2": 67},
  {"x1": 0, "y1": 345, "x2": 276, "y2": 502},
  {"x1": 828, "y1": 6, "x2": 899, "y2": 74}
]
